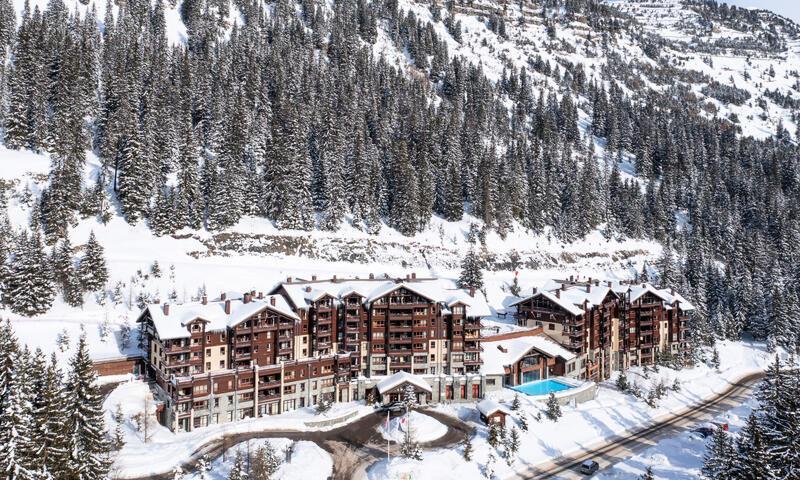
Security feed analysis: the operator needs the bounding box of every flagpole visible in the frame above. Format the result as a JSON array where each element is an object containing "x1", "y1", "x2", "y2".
[{"x1": 387, "y1": 410, "x2": 391, "y2": 463}]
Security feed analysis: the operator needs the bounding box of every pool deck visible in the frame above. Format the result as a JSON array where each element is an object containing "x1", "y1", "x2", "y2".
[{"x1": 511, "y1": 376, "x2": 597, "y2": 405}]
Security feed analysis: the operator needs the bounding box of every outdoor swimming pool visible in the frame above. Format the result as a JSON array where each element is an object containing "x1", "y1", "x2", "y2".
[{"x1": 512, "y1": 378, "x2": 575, "y2": 396}]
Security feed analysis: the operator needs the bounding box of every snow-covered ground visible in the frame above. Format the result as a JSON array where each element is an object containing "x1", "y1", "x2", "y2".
[
  {"x1": 103, "y1": 380, "x2": 370, "y2": 478},
  {"x1": 595, "y1": 395, "x2": 759, "y2": 479},
  {"x1": 182, "y1": 438, "x2": 333, "y2": 480},
  {"x1": 378, "y1": 411, "x2": 448, "y2": 444},
  {"x1": 369, "y1": 340, "x2": 775, "y2": 480}
]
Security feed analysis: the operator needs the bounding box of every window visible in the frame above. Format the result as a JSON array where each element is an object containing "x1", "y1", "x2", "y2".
[
  {"x1": 219, "y1": 360, "x2": 225, "y2": 368},
  {"x1": 548, "y1": 323, "x2": 555, "y2": 331},
  {"x1": 205, "y1": 362, "x2": 211, "y2": 370},
  {"x1": 206, "y1": 348, "x2": 211, "y2": 356},
  {"x1": 220, "y1": 347, "x2": 225, "y2": 355}
]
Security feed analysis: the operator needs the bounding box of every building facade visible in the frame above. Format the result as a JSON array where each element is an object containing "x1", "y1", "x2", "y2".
[
  {"x1": 137, "y1": 275, "x2": 491, "y2": 431},
  {"x1": 511, "y1": 278, "x2": 694, "y2": 382}
]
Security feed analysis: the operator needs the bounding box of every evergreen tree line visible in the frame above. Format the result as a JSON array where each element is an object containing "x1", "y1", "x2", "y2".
[
  {"x1": 0, "y1": 320, "x2": 111, "y2": 480},
  {"x1": 0, "y1": 201, "x2": 109, "y2": 315},
  {"x1": 0, "y1": 0, "x2": 799, "y2": 350},
  {"x1": 702, "y1": 356, "x2": 800, "y2": 479}
]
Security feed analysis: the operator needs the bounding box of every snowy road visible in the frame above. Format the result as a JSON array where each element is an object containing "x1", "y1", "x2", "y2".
[{"x1": 504, "y1": 371, "x2": 764, "y2": 480}]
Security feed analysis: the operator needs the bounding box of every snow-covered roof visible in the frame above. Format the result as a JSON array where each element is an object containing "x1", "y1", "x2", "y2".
[
  {"x1": 481, "y1": 334, "x2": 576, "y2": 376},
  {"x1": 278, "y1": 278, "x2": 491, "y2": 317},
  {"x1": 509, "y1": 290, "x2": 585, "y2": 316},
  {"x1": 477, "y1": 398, "x2": 512, "y2": 417},
  {"x1": 145, "y1": 294, "x2": 299, "y2": 340},
  {"x1": 375, "y1": 371, "x2": 432, "y2": 394},
  {"x1": 511, "y1": 278, "x2": 692, "y2": 315}
]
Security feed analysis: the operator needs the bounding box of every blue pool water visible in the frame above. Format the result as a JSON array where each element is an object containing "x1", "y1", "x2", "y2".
[{"x1": 512, "y1": 378, "x2": 574, "y2": 396}]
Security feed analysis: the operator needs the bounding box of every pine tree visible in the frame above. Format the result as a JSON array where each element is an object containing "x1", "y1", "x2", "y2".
[
  {"x1": 228, "y1": 452, "x2": 247, "y2": 480},
  {"x1": 545, "y1": 393, "x2": 562, "y2": 421},
  {"x1": 461, "y1": 432, "x2": 473, "y2": 461},
  {"x1": 29, "y1": 352, "x2": 68, "y2": 477},
  {"x1": 62, "y1": 335, "x2": 111, "y2": 480},
  {"x1": 518, "y1": 412, "x2": 528, "y2": 432},
  {"x1": 0, "y1": 356, "x2": 36, "y2": 480},
  {"x1": 484, "y1": 451, "x2": 495, "y2": 479},
  {"x1": 487, "y1": 421, "x2": 501, "y2": 448},
  {"x1": 511, "y1": 393, "x2": 521, "y2": 411},
  {"x1": 78, "y1": 231, "x2": 108, "y2": 292},
  {"x1": 503, "y1": 426, "x2": 520, "y2": 465},
  {"x1": 4, "y1": 230, "x2": 55, "y2": 316},
  {"x1": 112, "y1": 404, "x2": 125, "y2": 451},
  {"x1": 732, "y1": 413, "x2": 774, "y2": 479},
  {"x1": 458, "y1": 249, "x2": 484, "y2": 291},
  {"x1": 702, "y1": 427, "x2": 735, "y2": 478}
]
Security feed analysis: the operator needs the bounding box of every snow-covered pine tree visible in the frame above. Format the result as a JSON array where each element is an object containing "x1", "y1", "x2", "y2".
[
  {"x1": 0, "y1": 352, "x2": 35, "y2": 480},
  {"x1": 702, "y1": 427, "x2": 735, "y2": 478},
  {"x1": 461, "y1": 432, "x2": 473, "y2": 461},
  {"x1": 545, "y1": 393, "x2": 562, "y2": 421},
  {"x1": 731, "y1": 413, "x2": 774, "y2": 479},
  {"x1": 228, "y1": 452, "x2": 247, "y2": 480},
  {"x1": 29, "y1": 351, "x2": 68, "y2": 478},
  {"x1": 112, "y1": 404, "x2": 125, "y2": 450},
  {"x1": 62, "y1": 335, "x2": 111, "y2": 480},
  {"x1": 503, "y1": 426, "x2": 520, "y2": 465},
  {"x1": 518, "y1": 412, "x2": 528, "y2": 431},
  {"x1": 487, "y1": 421, "x2": 501, "y2": 448},
  {"x1": 484, "y1": 451, "x2": 495, "y2": 479},
  {"x1": 511, "y1": 394, "x2": 521, "y2": 411},
  {"x1": 78, "y1": 231, "x2": 108, "y2": 292},
  {"x1": 196, "y1": 455, "x2": 211, "y2": 480},
  {"x1": 4, "y1": 230, "x2": 56, "y2": 316},
  {"x1": 458, "y1": 249, "x2": 484, "y2": 291}
]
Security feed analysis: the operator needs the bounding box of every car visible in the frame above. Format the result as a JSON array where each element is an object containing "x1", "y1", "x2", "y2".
[
  {"x1": 579, "y1": 460, "x2": 599, "y2": 475},
  {"x1": 692, "y1": 426, "x2": 716, "y2": 438},
  {"x1": 375, "y1": 402, "x2": 407, "y2": 415}
]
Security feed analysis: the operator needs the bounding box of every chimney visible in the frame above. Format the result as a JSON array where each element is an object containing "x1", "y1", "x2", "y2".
[
  {"x1": 243, "y1": 293, "x2": 251, "y2": 304},
  {"x1": 163, "y1": 303, "x2": 169, "y2": 316},
  {"x1": 369, "y1": 273, "x2": 375, "y2": 279},
  {"x1": 586, "y1": 284, "x2": 591, "y2": 293},
  {"x1": 220, "y1": 292, "x2": 227, "y2": 301},
  {"x1": 469, "y1": 287, "x2": 475, "y2": 298},
  {"x1": 671, "y1": 287, "x2": 676, "y2": 295},
  {"x1": 202, "y1": 295, "x2": 207, "y2": 305},
  {"x1": 287, "y1": 277, "x2": 293, "y2": 283},
  {"x1": 556, "y1": 289, "x2": 561, "y2": 298},
  {"x1": 497, "y1": 345, "x2": 508, "y2": 354},
  {"x1": 561, "y1": 284, "x2": 567, "y2": 291},
  {"x1": 642, "y1": 283, "x2": 646, "y2": 288},
  {"x1": 250, "y1": 289, "x2": 256, "y2": 297},
  {"x1": 332, "y1": 275, "x2": 337, "y2": 283},
  {"x1": 306, "y1": 286, "x2": 312, "y2": 293},
  {"x1": 411, "y1": 272, "x2": 417, "y2": 280},
  {"x1": 405, "y1": 274, "x2": 410, "y2": 281},
  {"x1": 224, "y1": 299, "x2": 231, "y2": 314},
  {"x1": 607, "y1": 281, "x2": 612, "y2": 287},
  {"x1": 258, "y1": 291, "x2": 263, "y2": 299},
  {"x1": 570, "y1": 275, "x2": 574, "y2": 282},
  {"x1": 595, "y1": 280, "x2": 600, "y2": 287},
  {"x1": 532, "y1": 287, "x2": 538, "y2": 295},
  {"x1": 270, "y1": 297, "x2": 276, "y2": 306},
  {"x1": 312, "y1": 275, "x2": 317, "y2": 281},
  {"x1": 588, "y1": 277, "x2": 592, "y2": 284}
]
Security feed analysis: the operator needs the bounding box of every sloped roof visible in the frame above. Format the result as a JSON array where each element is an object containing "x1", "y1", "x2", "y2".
[
  {"x1": 375, "y1": 371, "x2": 432, "y2": 394},
  {"x1": 509, "y1": 290, "x2": 585, "y2": 316},
  {"x1": 481, "y1": 334, "x2": 576, "y2": 376},
  {"x1": 146, "y1": 294, "x2": 299, "y2": 340},
  {"x1": 477, "y1": 399, "x2": 512, "y2": 417}
]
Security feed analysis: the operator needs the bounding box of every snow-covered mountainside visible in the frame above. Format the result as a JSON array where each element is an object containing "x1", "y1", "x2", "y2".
[{"x1": 0, "y1": 0, "x2": 799, "y2": 353}]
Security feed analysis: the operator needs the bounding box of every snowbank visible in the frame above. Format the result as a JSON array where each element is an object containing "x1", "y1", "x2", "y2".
[
  {"x1": 184, "y1": 438, "x2": 332, "y2": 480},
  {"x1": 378, "y1": 411, "x2": 447, "y2": 444},
  {"x1": 103, "y1": 379, "x2": 371, "y2": 478}
]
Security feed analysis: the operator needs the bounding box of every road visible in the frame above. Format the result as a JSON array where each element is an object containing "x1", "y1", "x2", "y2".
[
  {"x1": 505, "y1": 371, "x2": 765, "y2": 480},
  {"x1": 119, "y1": 407, "x2": 472, "y2": 480}
]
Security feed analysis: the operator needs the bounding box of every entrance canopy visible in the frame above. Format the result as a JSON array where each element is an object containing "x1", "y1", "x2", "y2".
[{"x1": 375, "y1": 371, "x2": 433, "y2": 395}]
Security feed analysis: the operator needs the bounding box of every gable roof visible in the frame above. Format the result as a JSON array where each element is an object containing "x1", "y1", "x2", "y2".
[
  {"x1": 477, "y1": 399, "x2": 513, "y2": 417},
  {"x1": 145, "y1": 294, "x2": 299, "y2": 340},
  {"x1": 481, "y1": 334, "x2": 576, "y2": 376},
  {"x1": 375, "y1": 371, "x2": 433, "y2": 394}
]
